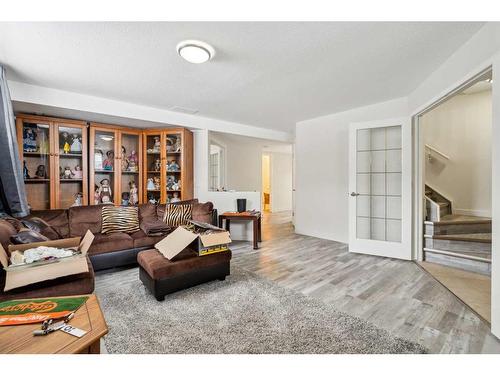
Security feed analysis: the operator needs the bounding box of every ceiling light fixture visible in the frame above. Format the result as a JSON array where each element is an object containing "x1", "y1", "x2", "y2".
[{"x1": 176, "y1": 40, "x2": 215, "y2": 64}]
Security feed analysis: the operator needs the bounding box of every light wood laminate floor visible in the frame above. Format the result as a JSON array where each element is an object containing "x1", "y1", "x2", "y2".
[{"x1": 232, "y1": 211, "x2": 500, "y2": 354}]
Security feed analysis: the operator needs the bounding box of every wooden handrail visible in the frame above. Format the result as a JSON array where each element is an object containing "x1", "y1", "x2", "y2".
[{"x1": 425, "y1": 144, "x2": 450, "y2": 160}]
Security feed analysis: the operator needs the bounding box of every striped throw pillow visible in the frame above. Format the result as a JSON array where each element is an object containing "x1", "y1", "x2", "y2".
[
  {"x1": 101, "y1": 206, "x2": 140, "y2": 234},
  {"x1": 163, "y1": 204, "x2": 193, "y2": 227}
]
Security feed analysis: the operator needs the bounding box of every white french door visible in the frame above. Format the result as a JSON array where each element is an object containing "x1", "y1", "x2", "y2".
[{"x1": 348, "y1": 118, "x2": 412, "y2": 260}]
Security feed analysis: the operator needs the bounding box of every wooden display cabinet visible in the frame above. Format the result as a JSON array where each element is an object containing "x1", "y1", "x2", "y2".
[
  {"x1": 142, "y1": 128, "x2": 193, "y2": 204},
  {"x1": 89, "y1": 123, "x2": 142, "y2": 205},
  {"x1": 16, "y1": 114, "x2": 88, "y2": 210}
]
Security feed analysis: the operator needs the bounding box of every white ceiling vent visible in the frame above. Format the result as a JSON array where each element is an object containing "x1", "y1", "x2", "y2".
[{"x1": 169, "y1": 106, "x2": 199, "y2": 115}]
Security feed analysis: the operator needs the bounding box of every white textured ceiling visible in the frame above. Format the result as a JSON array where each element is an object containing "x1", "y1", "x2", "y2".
[{"x1": 0, "y1": 22, "x2": 484, "y2": 132}]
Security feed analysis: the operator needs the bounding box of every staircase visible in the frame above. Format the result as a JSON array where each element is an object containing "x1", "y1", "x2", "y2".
[{"x1": 423, "y1": 185, "x2": 492, "y2": 275}]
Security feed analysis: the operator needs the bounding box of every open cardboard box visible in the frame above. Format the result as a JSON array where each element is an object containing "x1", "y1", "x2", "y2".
[
  {"x1": 155, "y1": 220, "x2": 231, "y2": 260},
  {"x1": 0, "y1": 230, "x2": 94, "y2": 291}
]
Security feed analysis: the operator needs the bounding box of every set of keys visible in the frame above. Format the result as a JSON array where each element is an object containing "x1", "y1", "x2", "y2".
[{"x1": 33, "y1": 312, "x2": 87, "y2": 338}]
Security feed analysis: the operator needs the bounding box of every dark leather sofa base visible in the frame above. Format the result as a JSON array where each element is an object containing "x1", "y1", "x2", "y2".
[
  {"x1": 139, "y1": 264, "x2": 229, "y2": 301},
  {"x1": 90, "y1": 246, "x2": 151, "y2": 271}
]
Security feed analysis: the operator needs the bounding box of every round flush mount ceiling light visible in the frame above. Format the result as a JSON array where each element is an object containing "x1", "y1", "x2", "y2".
[{"x1": 176, "y1": 40, "x2": 215, "y2": 64}]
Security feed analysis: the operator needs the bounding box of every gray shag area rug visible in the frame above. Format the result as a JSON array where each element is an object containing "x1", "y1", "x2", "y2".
[{"x1": 95, "y1": 266, "x2": 426, "y2": 354}]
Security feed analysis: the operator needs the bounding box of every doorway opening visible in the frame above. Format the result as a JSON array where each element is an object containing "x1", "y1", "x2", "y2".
[
  {"x1": 262, "y1": 154, "x2": 271, "y2": 212},
  {"x1": 415, "y1": 69, "x2": 493, "y2": 323}
]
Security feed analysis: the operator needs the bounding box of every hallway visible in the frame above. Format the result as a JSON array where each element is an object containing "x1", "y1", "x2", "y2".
[{"x1": 232, "y1": 211, "x2": 500, "y2": 353}]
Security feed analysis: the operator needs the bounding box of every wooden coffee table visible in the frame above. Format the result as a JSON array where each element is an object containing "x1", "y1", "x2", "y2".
[
  {"x1": 219, "y1": 211, "x2": 262, "y2": 249},
  {"x1": 0, "y1": 294, "x2": 108, "y2": 354}
]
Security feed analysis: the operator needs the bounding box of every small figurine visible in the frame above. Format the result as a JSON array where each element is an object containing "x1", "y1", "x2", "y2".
[
  {"x1": 121, "y1": 192, "x2": 130, "y2": 206},
  {"x1": 35, "y1": 165, "x2": 47, "y2": 179},
  {"x1": 148, "y1": 193, "x2": 157, "y2": 204},
  {"x1": 94, "y1": 185, "x2": 101, "y2": 205},
  {"x1": 36, "y1": 128, "x2": 49, "y2": 154},
  {"x1": 129, "y1": 181, "x2": 138, "y2": 205},
  {"x1": 102, "y1": 150, "x2": 114, "y2": 170},
  {"x1": 94, "y1": 149, "x2": 104, "y2": 170},
  {"x1": 62, "y1": 166, "x2": 73, "y2": 179},
  {"x1": 146, "y1": 178, "x2": 155, "y2": 191},
  {"x1": 121, "y1": 146, "x2": 129, "y2": 171},
  {"x1": 23, "y1": 126, "x2": 37, "y2": 152},
  {"x1": 166, "y1": 175, "x2": 175, "y2": 190},
  {"x1": 152, "y1": 159, "x2": 161, "y2": 172},
  {"x1": 72, "y1": 165, "x2": 83, "y2": 179},
  {"x1": 59, "y1": 131, "x2": 69, "y2": 152},
  {"x1": 174, "y1": 136, "x2": 181, "y2": 152},
  {"x1": 23, "y1": 161, "x2": 30, "y2": 179},
  {"x1": 166, "y1": 137, "x2": 174, "y2": 153},
  {"x1": 172, "y1": 180, "x2": 181, "y2": 191},
  {"x1": 98, "y1": 178, "x2": 112, "y2": 204},
  {"x1": 72, "y1": 192, "x2": 83, "y2": 207},
  {"x1": 153, "y1": 176, "x2": 161, "y2": 190},
  {"x1": 153, "y1": 136, "x2": 161, "y2": 153},
  {"x1": 170, "y1": 192, "x2": 181, "y2": 203},
  {"x1": 128, "y1": 150, "x2": 138, "y2": 172},
  {"x1": 70, "y1": 134, "x2": 82, "y2": 153},
  {"x1": 167, "y1": 160, "x2": 180, "y2": 172}
]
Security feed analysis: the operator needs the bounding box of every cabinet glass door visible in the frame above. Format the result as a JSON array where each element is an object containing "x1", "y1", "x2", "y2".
[
  {"x1": 57, "y1": 126, "x2": 84, "y2": 208},
  {"x1": 120, "y1": 133, "x2": 140, "y2": 206},
  {"x1": 145, "y1": 133, "x2": 162, "y2": 204},
  {"x1": 166, "y1": 132, "x2": 182, "y2": 203},
  {"x1": 93, "y1": 130, "x2": 116, "y2": 204},
  {"x1": 21, "y1": 121, "x2": 51, "y2": 210}
]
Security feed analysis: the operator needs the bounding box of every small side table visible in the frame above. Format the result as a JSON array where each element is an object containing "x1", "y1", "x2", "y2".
[{"x1": 219, "y1": 211, "x2": 262, "y2": 249}]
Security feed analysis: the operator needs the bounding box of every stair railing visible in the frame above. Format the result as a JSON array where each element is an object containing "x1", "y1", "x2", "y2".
[{"x1": 425, "y1": 144, "x2": 450, "y2": 163}]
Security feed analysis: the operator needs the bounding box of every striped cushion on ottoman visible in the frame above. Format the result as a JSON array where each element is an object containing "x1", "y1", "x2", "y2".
[{"x1": 101, "y1": 206, "x2": 140, "y2": 234}]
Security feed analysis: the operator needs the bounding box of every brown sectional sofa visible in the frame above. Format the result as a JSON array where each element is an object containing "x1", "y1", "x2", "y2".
[{"x1": 0, "y1": 200, "x2": 217, "y2": 301}]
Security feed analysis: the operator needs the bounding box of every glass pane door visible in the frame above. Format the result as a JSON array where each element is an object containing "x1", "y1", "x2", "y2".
[
  {"x1": 21, "y1": 121, "x2": 51, "y2": 210},
  {"x1": 356, "y1": 125, "x2": 402, "y2": 242},
  {"x1": 145, "y1": 133, "x2": 161, "y2": 204},
  {"x1": 93, "y1": 130, "x2": 115, "y2": 204},
  {"x1": 58, "y1": 126, "x2": 84, "y2": 208},
  {"x1": 166, "y1": 132, "x2": 182, "y2": 203},
  {"x1": 120, "y1": 133, "x2": 140, "y2": 206}
]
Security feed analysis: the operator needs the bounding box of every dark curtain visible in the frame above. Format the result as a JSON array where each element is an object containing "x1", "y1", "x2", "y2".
[{"x1": 0, "y1": 65, "x2": 29, "y2": 217}]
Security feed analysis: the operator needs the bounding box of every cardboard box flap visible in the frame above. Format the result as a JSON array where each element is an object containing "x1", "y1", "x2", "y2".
[
  {"x1": 189, "y1": 220, "x2": 225, "y2": 232},
  {"x1": 200, "y1": 232, "x2": 232, "y2": 247},
  {"x1": 0, "y1": 244, "x2": 8, "y2": 268},
  {"x1": 155, "y1": 227, "x2": 197, "y2": 260},
  {"x1": 78, "y1": 230, "x2": 94, "y2": 256}
]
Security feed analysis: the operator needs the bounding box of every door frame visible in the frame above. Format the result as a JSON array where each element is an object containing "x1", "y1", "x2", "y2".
[
  {"x1": 411, "y1": 66, "x2": 493, "y2": 262},
  {"x1": 348, "y1": 117, "x2": 412, "y2": 260}
]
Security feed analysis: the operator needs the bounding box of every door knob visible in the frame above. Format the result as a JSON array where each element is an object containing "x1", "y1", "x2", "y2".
[{"x1": 350, "y1": 192, "x2": 360, "y2": 197}]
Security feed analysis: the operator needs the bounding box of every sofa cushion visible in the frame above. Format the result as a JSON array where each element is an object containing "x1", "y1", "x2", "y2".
[
  {"x1": 0, "y1": 219, "x2": 17, "y2": 250},
  {"x1": 21, "y1": 217, "x2": 61, "y2": 240},
  {"x1": 0, "y1": 257, "x2": 94, "y2": 302},
  {"x1": 10, "y1": 230, "x2": 49, "y2": 244},
  {"x1": 162, "y1": 204, "x2": 192, "y2": 227},
  {"x1": 88, "y1": 232, "x2": 134, "y2": 255},
  {"x1": 157, "y1": 199, "x2": 198, "y2": 220},
  {"x1": 139, "y1": 203, "x2": 158, "y2": 222},
  {"x1": 29, "y1": 209, "x2": 69, "y2": 238},
  {"x1": 130, "y1": 230, "x2": 167, "y2": 249},
  {"x1": 68, "y1": 205, "x2": 102, "y2": 237},
  {"x1": 137, "y1": 248, "x2": 232, "y2": 280},
  {"x1": 192, "y1": 202, "x2": 214, "y2": 224},
  {"x1": 101, "y1": 206, "x2": 140, "y2": 234}
]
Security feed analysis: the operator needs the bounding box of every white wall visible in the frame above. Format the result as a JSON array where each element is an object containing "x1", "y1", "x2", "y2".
[
  {"x1": 295, "y1": 97, "x2": 408, "y2": 243},
  {"x1": 270, "y1": 152, "x2": 293, "y2": 212},
  {"x1": 422, "y1": 89, "x2": 492, "y2": 217}
]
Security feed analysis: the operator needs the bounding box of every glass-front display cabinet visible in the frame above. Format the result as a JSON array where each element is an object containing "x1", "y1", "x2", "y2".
[
  {"x1": 16, "y1": 114, "x2": 88, "y2": 210},
  {"x1": 89, "y1": 123, "x2": 142, "y2": 205},
  {"x1": 143, "y1": 128, "x2": 193, "y2": 204}
]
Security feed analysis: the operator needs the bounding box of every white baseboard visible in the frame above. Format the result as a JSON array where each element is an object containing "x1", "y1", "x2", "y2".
[{"x1": 453, "y1": 208, "x2": 492, "y2": 218}]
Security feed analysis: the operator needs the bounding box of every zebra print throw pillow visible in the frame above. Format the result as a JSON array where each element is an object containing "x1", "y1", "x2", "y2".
[
  {"x1": 162, "y1": 204, "x2": 193, "y2": 227},
  {"x1": 101, "y1": 206, "x2": 140, "y2": 234}
]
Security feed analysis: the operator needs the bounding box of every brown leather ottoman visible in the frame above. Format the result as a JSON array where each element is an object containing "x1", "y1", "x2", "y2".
[{"x1": 137, "y1": 249, "x2": 231, "y2": 301}]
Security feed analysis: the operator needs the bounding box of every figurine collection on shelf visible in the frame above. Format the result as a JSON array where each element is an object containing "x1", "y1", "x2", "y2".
[
  {"x1": 147, "y1": 136, "x2": 161, "y2": 154},
  {"x1": 166, "y1": 159, "x2": 180, "y2": 172},
  {"x1": 22, "y1": 126, "x2": 38, "y2": 152},
  {"x1": 166, "y1": 175, "x2": 181, "y2": 191},
  {"x1": 97, "y1": 178, "x2": 113, "y2": 204},
  {"x1": 59, "y1": 131, "x2": 83, "y2": 154},
  {"x1": 119, "y1": 146, "x2": 139, "y2": 172}
]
